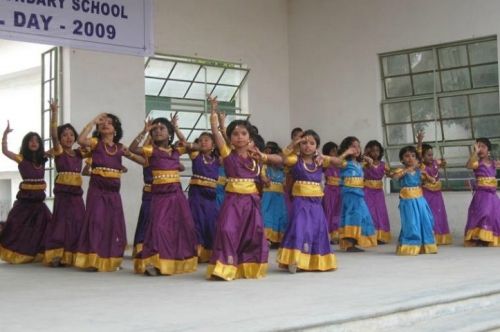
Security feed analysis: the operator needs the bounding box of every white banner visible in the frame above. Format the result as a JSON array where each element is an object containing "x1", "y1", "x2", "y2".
[{"x1": 0, "y1": 0, "x2": 153, "y2": 56}]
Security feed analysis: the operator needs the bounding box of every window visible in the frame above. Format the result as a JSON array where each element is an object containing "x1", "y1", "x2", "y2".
[
  {"x1": 41, "y1": 47, "x2": 60, "y2": 198},
  {"x1": 144, "y1": 54, "x2": 250, "y2": 189},
  {"x1": 380, "y1": 36, "x2": 500, "y2": 191}
]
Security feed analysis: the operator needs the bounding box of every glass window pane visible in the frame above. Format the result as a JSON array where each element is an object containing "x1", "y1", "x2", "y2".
[
  {"x1": 411, "y1": 99, "x2": 435, "y2": 121},
  {"x1": 145, "y1": 59, "x2": 175, "y2": 78},
  {"x1": 441, "y1": 68, "x2": 471, "y2": 91},
  {"x1": 382, "y1": 54, "x2": 409, "y2": 76},
  {"x1": 471, "y1": 64, "x2": 498, "y2": 88},
  {"x1": 442, "y1": 146, "x2": 470, "y2": 166},
  {"x1": 383, "y1": 102, "x2": 411, "y2": 124},
  {"x1": 159, "y1": 81, "x2": 191, "y2": 98},
  {"x1": 468, "y1": 40, "x2": 498, "y2": 65},
  {"x1": 43, "y1": 111, "x2": 50, "y2": 137},
  {"x1": 438, "y1": 45, "x2": 468, "y2": 69},
  {"x1": 470, "y1": 92, "x2": 500, "y2": 116},
  {"x1": 172, "y1": 111, "x2": 203, "y2": 129},
  {"x1": 412, "y1": 72, "x2": 440, "y2": 94},
  {"x1": 194, "y1": 66, "x2": 224, "y2": 83},
  {"x1": 442, "y1": 119, "x2": 472, "y2": 140},
  {"x1": 386, "y1": 148, "x2": 402, "y2": 165},
  {"x1": 185, "y1": 83, "x2": 215, "y2": 100},
  {"x1": 169, "y1": 63, "x2": 200, "y2": 81},
  {"x1": 385, "y1": 76, "x2": 412, "y2": 98},
  {"x1": 386, "y1": 123, "x2": 414, "y2": 145},
  {"x1": 211, "y1": 85, "x2": 238, "y2": 102},
  {"x1": 218, "y1": 69, "x2": 246, "y2": 86},
  {"x1": 145, "y1": 78, "x2": 165, "y2": 96},
  {"x1": 439, "y1": 95, "x2": 469, "y2": 118},
  {"x1": 413, "y1": 121, "x2": 443, "y2": 142},
  {"x1": 195, "y1": 114, "x2": 211, "y2": 129},
  {"x1": 446, "y1": 168, "x2": 472, "y2": 180},
  {"x1": 410, "y1": 50, "x2": 435, "y2": 73},
  {"x1": 472, "y1": 115, "x2": 500, "y2": 138}
]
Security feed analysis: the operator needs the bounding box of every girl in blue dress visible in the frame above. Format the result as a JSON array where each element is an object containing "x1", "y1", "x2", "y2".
[
  {"x1": 260, "y1": 141, "x2": 288, "y2": 246},
  {"x1": 392, "y1": 145, "x2": 437, "y2": 255},
  {"x1": 338, "y1": 136, "x2": 377, "y2": 252}
]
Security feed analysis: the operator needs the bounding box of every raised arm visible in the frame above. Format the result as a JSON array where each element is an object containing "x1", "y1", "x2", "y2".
[
  {"x1": 416, "y1": 130, "x2": 424, "y2": 160},
  {"x1": 129, "y1": 118, "x2": 155, "y2": 155},
  {"x1": 78, "y1": 113, "x2": 106, "y2": 147},
  {"x1": 49, "y1": 99, "x2": 60, "y2": 149},
  {"x1": 209, "y1": 96, "x2": 227, "y2": 152},
  {"x1": 466, "y1": 143, "x2": 479, "y2": 169},
  {"x1": 2, "y1": 121, "x2": 18, "y2": 162},
  {"x1": 217, "y1": 111, "x2": 229, "y2": 144},
  {"x1": 170, "y1": 113, "x2": 187, "y2": 143}
]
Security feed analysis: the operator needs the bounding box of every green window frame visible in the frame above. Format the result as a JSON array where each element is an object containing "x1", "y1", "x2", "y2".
[
  {"x1": 380, "y1": 36, "x2": 500, "y2": 191},
  {"x1": 144, "y1": 54, "x2": 250, "y2": 190}
]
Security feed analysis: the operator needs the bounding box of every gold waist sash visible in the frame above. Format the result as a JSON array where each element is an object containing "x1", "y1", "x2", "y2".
[
  {"x1": 92, "y1": 167, "x2": 121, "y2": 179},
  {"x1": 364, "y1": 179, "x2": 383, "y2": 189},
  {"x1": 152, "y1": 170, "x2": 180, "y2": 185},
  {"x1": 56, "y1": 172, "x2": 82, "y2": 187},
  {"x1": 400, "y1": 186, "x2": 423, "y2": 199},
  {"x1": 263, "y1": 182, "x2": 284, "y2": 193},
  {"x1": 225, "y1": 177, "x2": 258, "y2": 194},
  {"x1": 423, "y1": 180, "x2": 442, "y2": 191},
  {"x1": 477, "y1": 177, "x2": 498, "y2": 188},
  {"x1": 292, "y1": 181, "x2": 323, "y2": 197},
  {"x1": 217, "y1": 176, "x2": 227, "y2": 185},
  {"x1": 325, "y1": 176, "x2": 340, "y2": 186},
  {"x1": 344, "y1": 177, "x2": 364, "y2": 188},
  {"x1": 20, "y1": 182, "x2": 47, "y2": 191},
  {"x1": 190, "y1": 174, "x2": 217, "y2": 189}
]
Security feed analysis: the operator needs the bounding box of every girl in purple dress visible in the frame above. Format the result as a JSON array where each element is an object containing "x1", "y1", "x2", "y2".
[
  {"x1": 43, "y1": 100, "x2": 87, "y2": 267},
  {"x1": 0, "y1": 122, "x2": 51, "y2": 264},
  {"x1": 132, "y1": 117, "x2": 198, "y2": 276},
  {"x1": 187, "y1": 133, "x2": 220, "y2": 263},
  {"x1": 416, "y1": 132, "x2": 451, "y2": 245},
  {"x1": 363, "y1": 140, "x2": 391, "y2": 244},
  {"x1": 206, "y1": 96, "x2": 268, "y2": 281},
  {"x1": 74, "y1": 113, "x2": 143, "y2": 272},
  {"x1": 266, "y1": 131, "x2": 347, "y2": 273},
  {"x1": 464, "y1": 138, "x2": 500, "y2": 247},
  {"x1": 322, "y1": 141, "x2": 342, "y2": 242}
]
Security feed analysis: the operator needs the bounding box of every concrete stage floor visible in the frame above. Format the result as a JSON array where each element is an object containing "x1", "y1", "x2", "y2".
[{"x1": 1, "y1": 244, "x2": 500, "y2": 332}]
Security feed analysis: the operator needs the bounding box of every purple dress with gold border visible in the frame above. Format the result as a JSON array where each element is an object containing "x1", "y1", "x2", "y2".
[
  {"x1": 43, "y1": 147, "x2": 86, "y2": 265},
  {"x1": 74, "y1": 138, "x2": 127, "y2": 272},
  {"x1": 464, "y1": 160, "x2": 500, "y2": 246},
  {"x1": 0, "y1": 155, "x2": 51, "y2": 264},
  {"x1": 206, "y1": 145, "x2": 268, "y2": 280},
  {"x1": 363, "y1": 161, "x2": 391, "y2": 243},
  {"x1": 133, "y1": 145, "x2": 198, "y2": 275}
]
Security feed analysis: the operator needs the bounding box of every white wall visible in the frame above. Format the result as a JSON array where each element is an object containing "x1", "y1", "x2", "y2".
[
  {"x1": 287, "y1": 0, "x2": 500, "y2": 238},
  {"x1": 154, "y1": 0, "x2": 291, "y2": 145}
]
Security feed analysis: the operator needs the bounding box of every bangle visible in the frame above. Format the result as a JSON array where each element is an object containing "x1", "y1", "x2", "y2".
[{"x1": 262, "y1": 154, "x2": 268, "y2": 163}]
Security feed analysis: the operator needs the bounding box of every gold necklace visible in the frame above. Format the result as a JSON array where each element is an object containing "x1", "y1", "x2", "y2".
[
  {"x1": 104, "y1": 143, "x2": 118, "y2": 156},
  {"x1": 303, "y1": 160, "x2": 318, "y2": 173}
]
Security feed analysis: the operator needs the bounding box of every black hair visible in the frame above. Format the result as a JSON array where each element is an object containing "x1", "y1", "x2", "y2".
[
  {"x1": 365, "y1": 140, "x2": 384, "y2": 161},
  {"x1": 476, "y1": 137, "x2": 492, "y2": 151},
  {"x1": 251, "y1": 125, "x2": 259, "y2": 134},
  {"x1": 291, "y1": 127, "x2": 303, "y2": 139},
  {"x1": 252, "y1": 134, "x2": 265, "y2": 151},
  {"x1": 265, "y1": 141, "x2": 282, "y2": 155},
  {"x1": 338, "y1": 136, "x2": 361, "y2": 161},
  {"x1": 301, "y1": 129, "x2": 320, "y2": 147},
  {"x1": 399, "y1": 145, "x2": 417, "y2": 162},
  {"x1": 92, "y1": 113, "x2": 123, "y2": 143},
  {"x1": 421, "y1": 143, "x2": 433, "y2": 156},
  {"x1": 322, "y1": 141, "x2": 338, "y2": 156},
  {"x1": 226, "y1": 120, "x2": 256, "y2": 140},
  {"x1": 57, "y1": 123, "x2": 78, "y2": 142},
  {"x1": 20, "y1": 132, "x2": 47, "y2": 165},
  {"x1": 151, "y1": 117, "x2": 175, "y2": 146},
  {"x1": 198, "y1": 132, "x2": 218, "y2": 157}
]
